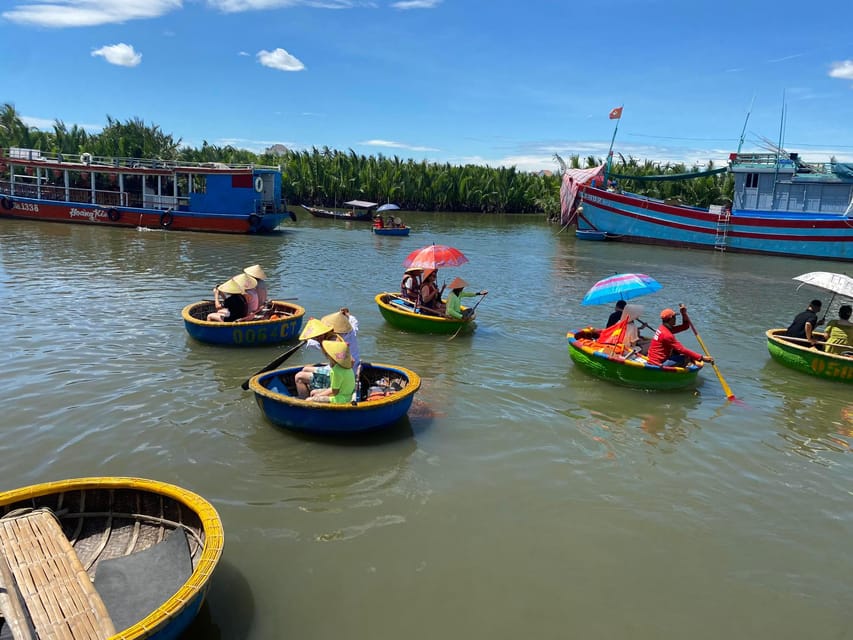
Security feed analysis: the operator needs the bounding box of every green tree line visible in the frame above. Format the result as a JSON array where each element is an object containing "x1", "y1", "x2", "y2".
[{"x1": 1, "y1": 103, "x2": 731, "y2": 217}]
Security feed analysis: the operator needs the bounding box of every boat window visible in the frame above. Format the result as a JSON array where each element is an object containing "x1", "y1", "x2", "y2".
[{"x1": 745, "y1": 173, "x2": 759, "y2": 188}]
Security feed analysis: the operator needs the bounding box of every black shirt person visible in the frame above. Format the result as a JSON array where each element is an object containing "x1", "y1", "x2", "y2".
[
  {"x1": 607, "y1": 300, "x2": 627, "y2": 327},
  {"x1": 785, "y1": 299, "x2": 822, "y2": 347}
]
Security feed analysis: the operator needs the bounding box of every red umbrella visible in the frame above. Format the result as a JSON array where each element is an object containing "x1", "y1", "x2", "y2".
[{"x1": 403, "y1": 244, "x2": 468, "y2": 269}]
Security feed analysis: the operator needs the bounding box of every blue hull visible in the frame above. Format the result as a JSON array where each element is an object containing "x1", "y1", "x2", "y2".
[
  {"x1": 182, "y1": 301, "x2": 305, "y2": 346},
  {"x1": 580, "y1": 187, "x2": 853, "y2": 261},
  {"x1": 249, "y1": 364, "x2": 421, "y2": 434},
  {"x1": 372, "y1": 226, "x2": 410, "y2": 236}
]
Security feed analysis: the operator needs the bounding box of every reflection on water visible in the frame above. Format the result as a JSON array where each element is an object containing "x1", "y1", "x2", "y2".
[{"x1": 2, "y1": 215, "x2": 853, "y2": 639}]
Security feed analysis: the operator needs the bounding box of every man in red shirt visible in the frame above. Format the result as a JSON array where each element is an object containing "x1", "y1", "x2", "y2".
[{"x1": 647, "y1": 305, "x2": 714, "y2": 367}]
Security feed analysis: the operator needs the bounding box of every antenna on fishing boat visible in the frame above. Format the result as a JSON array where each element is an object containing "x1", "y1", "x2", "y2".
[{"x1": 736, "y1": 94, "x2": 755, "y2": 154}]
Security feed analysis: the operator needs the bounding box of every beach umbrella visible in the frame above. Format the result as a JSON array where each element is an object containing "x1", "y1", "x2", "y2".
[
  {"x1": 377, "y1": 203, "x2": 400, "y2": 212},
  {"x1": 581, "y1": 273, "x2": 662, "y2": 306},
  {"x1": 403, "y1": 244, "x2": 468, "y2": 269}
]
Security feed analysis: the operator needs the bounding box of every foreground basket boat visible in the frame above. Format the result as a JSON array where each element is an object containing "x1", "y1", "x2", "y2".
[
  {"x1": 765, "y1": 328, "x2": 853, "y2": 384},
  {"x1": 375, "y1": 292, "x2": 474, "y2": 334},
  {"x1": 249, "y1": 363, "x2": 421, "y2": 434},
  {"x1": 0, "y1": 476, "x2": 223, "y2": 640},
  {"x1": 182, "y1": 300, "x2": 305, "y2": 346},
  {"x1": 567, "y1": 327, "x2": 704, "y2": 391}
]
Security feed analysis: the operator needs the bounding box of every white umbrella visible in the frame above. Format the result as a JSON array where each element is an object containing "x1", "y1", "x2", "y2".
[
  {"x1": 793, "y1": 271, "x2": 853, "y2": 321},
  {"x1": 793, "y1": 272, "x2": 853, "y2": 298}
]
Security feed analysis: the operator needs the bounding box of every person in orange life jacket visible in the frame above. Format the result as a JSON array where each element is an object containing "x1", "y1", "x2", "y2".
[
  {"x1": 400, "y1": 267, "x2": 422, "y2": 301},
  {"x1": 647, "y1": 305, "x2": 714, "y2": 367},
  {"x1": 419, "y1": 268, "x2": 443, "y2": 311}
]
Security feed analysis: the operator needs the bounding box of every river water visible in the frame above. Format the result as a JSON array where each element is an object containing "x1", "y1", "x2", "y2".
[{"x1": 1, "y1": 212, "x2": 852, "y2": 639}]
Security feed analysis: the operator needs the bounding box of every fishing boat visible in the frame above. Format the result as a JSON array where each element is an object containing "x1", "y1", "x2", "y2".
[
  {"x1": 0, "y1": 476, "x2": 223, "y2": 640},
  {"x1": 0, "y1": 147, "x2": 294, "y2": 234},
  {"x1": 574, "y1": 151, "x2": 853, "y2": 261},
  {"x1": 375, "y1": 292, "x2": 475, "y2": 334},
  {"x1": 575, "y1": 229, "x2": 609, "y2": 241},
  {"x1": 248, "y1": 362, "x2": 421, "y2": 434},
  {"x1": 300, "y1": 200, "x2": 377, "y2": 221},
  {"x1": 567, "y1": 327, "x2": 704, "y2": 390},
  {"x1": 765, "y1": 328, "x2": 853, "y2": 384},
  {"x1": 182, "y1": 300, "x2": 305, "y2": 346}
]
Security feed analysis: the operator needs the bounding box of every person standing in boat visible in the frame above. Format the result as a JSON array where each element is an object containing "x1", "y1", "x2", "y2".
[
  {"x1": 207, "y1": 278, "x2": 248, "y2": 322},
  {"x1": 244, "y1": 264, "x2": 268, "y2": 308},
  {"x1": 444, "y1": 277, "x2": 486, "y2": 320},
  {"x1": 647, "y1": 306, "x2": 713, "y2": 367}
]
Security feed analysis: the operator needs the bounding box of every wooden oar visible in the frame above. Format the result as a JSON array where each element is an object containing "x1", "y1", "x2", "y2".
[
  {"x1": 447, "y1": 291, "x2": 488, "y2": 340},
  {"x1": 686, "y1": 318, "x2": 736, "y2": 402},
  {"x1": 241, "y1": 341, "x2": 305, "y2": 390}
]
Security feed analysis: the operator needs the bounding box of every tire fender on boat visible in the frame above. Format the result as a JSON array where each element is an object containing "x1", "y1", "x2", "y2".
[
  {"x1": 160, "y1": 210, "x2": 174, "y2": 229},
  {"x1": 107, "y1": 208, "x2": 120, "y2": 222},
  {"x1": 254, "y1": 176, "x2": 264, "y2": 193},
  {"x1": 248, "y1": 213, "x2": 262, "y2": 232},
  {"x1": 0, "y1": 197, "x2": 13, "y2": 210}
]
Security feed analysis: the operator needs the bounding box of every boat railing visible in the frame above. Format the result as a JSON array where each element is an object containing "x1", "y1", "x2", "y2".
[
  {"x1": 0, "y1": 179, "x2": 189, "y2": 210},
  {"x1": 2, "y1": 147, "x2": 281, "y2": 172},
  {"x1": 729, "y1": 152, "x2": 834, "y2": 175}
]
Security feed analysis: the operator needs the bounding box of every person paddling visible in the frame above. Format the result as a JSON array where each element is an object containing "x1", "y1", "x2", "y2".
[
  {"x1": 647, "y1": 305, "x2": 714, "y2": 367},
  {"x1": 444, "y1": 277, "x2": 487, "y2": 320}
]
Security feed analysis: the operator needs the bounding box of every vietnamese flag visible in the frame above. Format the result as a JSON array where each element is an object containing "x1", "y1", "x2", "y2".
[
  {"x1": 599, "y1": 316, "x2": 628, "y2": 344},
  {"x1": 609, "y1": 106, "x2": 623, "y2": 120}
]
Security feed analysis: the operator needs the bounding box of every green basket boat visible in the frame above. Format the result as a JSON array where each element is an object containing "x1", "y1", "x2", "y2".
[
  {"x1": 765, "y1": 328, "x2": 853, "y2": 384},
  {"x1": 375, "y1": 292, "x2": 475, "y2": 334},
  {"x1": 566, "y1": 328, "x2": 704, "y2": 391}
]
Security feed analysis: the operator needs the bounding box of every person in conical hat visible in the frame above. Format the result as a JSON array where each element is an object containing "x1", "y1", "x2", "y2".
[
  {"x1": 321, "y1": 308, "x2": 360, "y2": 366},
  {"x1": 444, "y1": 276, "x2": 487, "y2": 320},
  {"x1": 299, "y1": 317, "x2": 334, "y2": 342},
  {"x1": 307, "y1": 341, "x2": 356, "y2": 404},
  {"x1": 232, "y1": 272, "x2": 259, "y2": 316},
  {"x1": 206, "y1": 278, "x2": 247, "y2": 322},
  {"x1": 244, "y1": 264, "x2": 268, "y2": 306},
  {"x1": 400, "y1": 267, "x2": 423, "y2": 301},
  {"x1": 418, "y1": 268, "x2": 442, "y2": 311}
]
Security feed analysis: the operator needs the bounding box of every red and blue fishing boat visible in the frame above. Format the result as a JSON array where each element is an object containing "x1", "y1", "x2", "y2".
[
  {"x1": 182, "y1": 300, "x2": 305, "y2": 346},
  {"x1": 0, "y1": 147, "x2": 294, "y2": 233},
  {"x1": 567, "y1": 327, "x2": 704, "y2": 391},
  {"x1": 0, "y1": 476, "x2": 223, "y2": 640},
  {"x1": 249, "y1": 363, "x2": 421, "y2": 434}
]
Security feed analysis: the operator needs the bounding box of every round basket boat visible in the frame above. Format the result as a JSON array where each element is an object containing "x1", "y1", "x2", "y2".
[
  {"x1": 766, "y1": 328, "x2": 853, "y2": 384},
  {"x1": 182, "y1": 300, "x2": 305, "y2": 346},
  {"x1": 0, "y1": 476, "x2": 224, "y2": 640},
  {"x1": 567, "y1": 327, "x2": 703, "y2": 391},
  {"x1": 249, "y1": 362, "x2": 421, "y2": 434},
  {"x1": 375, "y1": 292, "x2": 474, "y2": 334}
]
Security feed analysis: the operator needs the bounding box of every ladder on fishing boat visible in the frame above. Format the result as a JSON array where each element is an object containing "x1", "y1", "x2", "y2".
[{"x1": 711, "y1": 205, "x2": 731, "y2": 252}]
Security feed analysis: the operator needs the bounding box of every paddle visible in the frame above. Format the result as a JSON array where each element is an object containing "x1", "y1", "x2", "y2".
[
  {"x1": 448, "y1": 291, "x2": 488, "y2": 340},
  {"x1": 686, "y1": 317, "x2": 736, "y2": 402},
  {"x1": 240, "y1": 340, "x2": 305, "y2": 390}
]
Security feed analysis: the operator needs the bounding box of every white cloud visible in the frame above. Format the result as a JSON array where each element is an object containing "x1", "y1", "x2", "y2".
[
  {"x1": 21, "y1": 115, "x2": 102, "y2": 133},
  {"x1": 257, "y1": 48, "x2": 305, "y2": 71},
  {"x1": 391, "y1": 0, "x2": 441, "y2": 8},
  {"x1": 2, "y1": 0, "x2": 181, "y2": 27},
  {"x1": 92, "y1": 43, "x2": 142, "y2": 67},
  {"x1": 361, "y1": 139, "x2": 439, "y2": 152},
  {"x1": 829, "y1": 60, "x2": 853, "y2": 81},
  {"x1": 208, "y1": 0, "x2": 362, "y2": 12}
]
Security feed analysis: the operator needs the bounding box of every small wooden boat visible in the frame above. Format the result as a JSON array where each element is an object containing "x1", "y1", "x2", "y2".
[
  {"x1": 249, "y1": 362, "x2": 421, "y2": 434},
  {"x1": 765, "y1": 328, "x2": 853, "y2": 384},
  {"x1": 300, "y1": 200, "x2": 376, "y2": 221},
  {"x1": 575, "y1": 229, "x2": 608, "y2": 241},
  {"x1": 375, "y1": 292, "x2": 474, "y2": 334},
  {"x1": 182, "y1": 300, "x2": 305, "y2": 346},
  {"x1": 0, "y1": 476, "x2": 223, "y2": 640},
  {"x1": 372, "y1": 225, "x2": 410, "y2": 236},
  {"x1": 567, "y1": 327, "x2": 704, "y2": 390}
]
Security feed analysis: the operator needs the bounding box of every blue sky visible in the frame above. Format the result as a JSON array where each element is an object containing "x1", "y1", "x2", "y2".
[{"x1": 2, "y1": 0, "x2": 853, "y2": 172}]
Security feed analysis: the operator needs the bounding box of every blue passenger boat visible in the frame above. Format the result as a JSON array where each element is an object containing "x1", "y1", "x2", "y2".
[
  {"x1": 0, "y1": 147, "x2": 294, "y2": 234},
  {"x1": 574, "y1": 151, "x2": 853, "y2": 261}
]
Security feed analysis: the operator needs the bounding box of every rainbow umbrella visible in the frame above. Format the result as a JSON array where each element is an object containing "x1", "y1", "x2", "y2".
[
  {"x1": 403, "y1": 244, "x2": 468, "y2": 269},
  {"x1": 581, "y1": 273, "x2": 662, "y2": 306}
]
